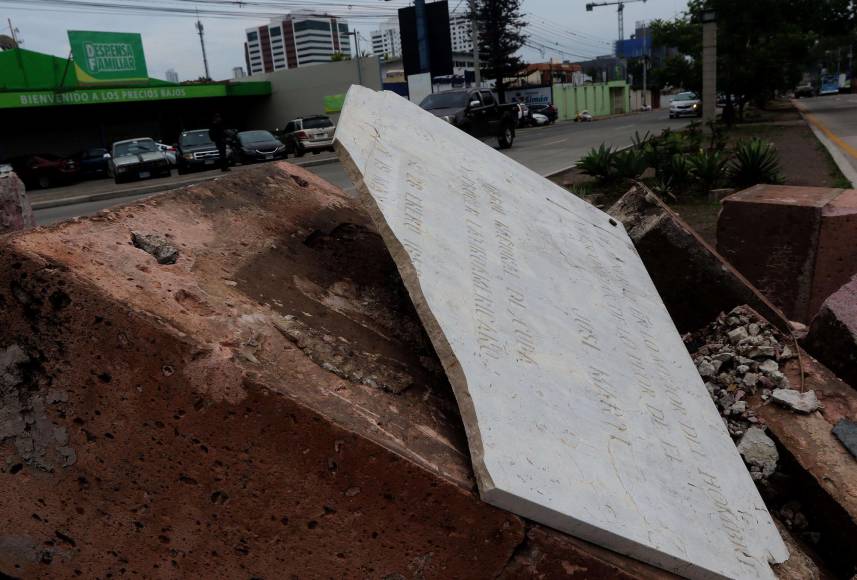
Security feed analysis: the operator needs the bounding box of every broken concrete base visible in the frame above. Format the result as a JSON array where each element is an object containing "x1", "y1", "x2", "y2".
[
  {"x1": 0, "y1": 172, "x2": 34, "y2": 235},
  {"x1": 608, "y1": 183, "x2": 790, "y2": 334},
  {"x1": 0, "y1": 163, "x2": 676, "y2": 578}
]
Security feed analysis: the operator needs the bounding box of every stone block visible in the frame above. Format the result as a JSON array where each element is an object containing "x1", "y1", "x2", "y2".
[
  {"x1": 608, "y1": 183, "x2": 789, "y2": 334},
  {"x1": 336, "y1": 86, "x2": 786, "y2": 579},
  {"x1": 0, "y1": 162, "x2": 677, "y2": 578},
  {"x1": 0, "y1": 172, "x2": 34, "y2": 235},
  {"x1": 804, "y1": 272, "x2": 857, "y2": 390},
  {"x1": 717, "y1": 185, "x2": 857, "y2": 323}
]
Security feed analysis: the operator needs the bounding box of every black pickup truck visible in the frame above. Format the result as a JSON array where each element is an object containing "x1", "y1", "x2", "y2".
[{"x1": 419, "y1": 89, "x2": 519, "y2": 149}]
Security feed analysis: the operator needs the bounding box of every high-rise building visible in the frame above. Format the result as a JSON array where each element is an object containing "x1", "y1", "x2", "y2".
[
  {"x1": 244, "y1": 12, "x2": 350, "y2": 75},
  {"x1": 232, "y1": 66, "x2": 246, "y2": 79},
  {"x1": 370, "y1": 17, "x2": 402, "y2": 59},
  {"x1": 448, "y1": 13, "x2": 473, "y2": 54},
  {"x1": 165, "y1": 68, "x2": 179, "y2": 83},
  {"x1": 369, "y1": 11, "x2": 472, "y2": 59}
]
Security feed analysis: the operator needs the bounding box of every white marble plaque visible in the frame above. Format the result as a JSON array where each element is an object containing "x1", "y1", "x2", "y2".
[{"x1": 334, "y1": 85, "x2": 788, "y2": 580}]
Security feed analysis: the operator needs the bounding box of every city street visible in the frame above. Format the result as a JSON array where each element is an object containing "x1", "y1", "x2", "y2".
[
  {"x1": 796, "y1": 94, "x2": 857, "y2": 183},
  {"x1": 34, "y1": 108, "x2": 688, "y2": 225}
]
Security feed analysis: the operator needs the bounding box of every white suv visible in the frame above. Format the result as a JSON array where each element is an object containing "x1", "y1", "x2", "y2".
[{"x1": 281, "y1": 115, "x2": 336, "y2": 157}]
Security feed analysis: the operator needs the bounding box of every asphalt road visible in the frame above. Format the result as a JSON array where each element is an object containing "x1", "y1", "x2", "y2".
[
  {"x1": 35, "y1": 109, "x2": 688, "y2": 225},
  {"x1": 795, "y1": 94, "x2": 857, "y2": 182}
]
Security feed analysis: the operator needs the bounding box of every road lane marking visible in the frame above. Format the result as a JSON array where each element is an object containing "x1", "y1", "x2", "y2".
[
  {"x1": 795, "y1": 101, "x2": 857, "y2": 161},
  {"x1": 535, "y1": 138, "x2": 569, "y2": 147}
]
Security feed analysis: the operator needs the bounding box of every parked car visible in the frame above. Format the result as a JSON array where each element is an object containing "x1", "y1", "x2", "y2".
[
  {"x1": 156, "y1": 142, "x2": 177, "y2": 166},
  {"x1": 669, "y1": 92, "x2": 702, "y2": 118},
  {"x1": 107, "y1": 138, "x2": 171, "y2": 184},
  {"x1": 76, "y1": 147, "x2": 110, "y2": 179},
  {"x1": 419, "y1": 89, "x2": 519, "y2": 149},
  {"x1": 530, "y1": 112, "x2": 551, "y2": 126},
  {"x1": 176, "y1": 129, "x2": 223, "y2": 174},
  {"x1": 529, "y1": 103, "x2": 558, "y2": 124},
  {"x1": 794, "y1": 84, "x2": 816, "y2": 98},
  {"x1": 575, "y1": 110, "x2": 593, "y2": 122},
  {"x1": 7, "y1": 154, "x2": 79, "y2": 189},
  {"x1": 233, "y1": 130, "x2": 287, "y2": 164},
  {"x1": 281, "y1": 115, "x2": 335, "y2": 157}
]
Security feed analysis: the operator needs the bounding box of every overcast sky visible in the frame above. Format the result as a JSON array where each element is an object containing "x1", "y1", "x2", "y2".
[{"x1": 1, "y1": 0, "x2": 689, "y2": 82}]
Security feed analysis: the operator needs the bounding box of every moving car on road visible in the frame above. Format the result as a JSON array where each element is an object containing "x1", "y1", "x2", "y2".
[
  {"x1": 669, "y1": 92, "x2": 702, "y2": 118},
  {"x1": 234, "y1": 130, "x2": 287, "y2": 164},
  {"x1": 8, "y1": 154, "x2": 79, "y2": 189},
  {"x1": 176, "y1": 129, "x2": 223, "y2": 174},
  {"x1": 108, "y1": 138, "x2": 171, "y2": 184},
  {"x1": 419, "y1": 89, "x2": 518, "y2": 149},
  {"x1": 281, "y1": 115, "x2": 336, "y2": 157}
]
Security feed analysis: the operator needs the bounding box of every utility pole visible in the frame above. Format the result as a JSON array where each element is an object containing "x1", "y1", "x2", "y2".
[
  {"x1": 347, "y1": 31, "x2": 363, "y2": 85},
  {"x1": 196, "y1": 16, "x2": 211, "y2": 80},
  {"x1": 7, "y1": 18, "x2": 20, "y2": 47},
  {"x1": 641, "y1": 23, "x2": 647, "y2": 108},
  {"x1": 469, "y1": 0, "x2": 481, "y2": 87}
]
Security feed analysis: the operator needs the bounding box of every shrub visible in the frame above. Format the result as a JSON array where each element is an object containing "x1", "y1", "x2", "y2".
[
  {"x1": 729, "y1": 138, "x2": 784, "y2": 188},
  {"x1": 663, "y1": 153, "x2": 692, "y2": 188},
  {"x1": 688, "y1": 149, "x2": 728, "y2": 190},
  {"x1": 576, "y1": 144, "x2": 615, "y2": 181},
  {"x1": 612, "y1": 148, "x2": 648, "y2": 180},
  {"x1": 631, "y1": 130, "x2": 652, "y2": 149}
]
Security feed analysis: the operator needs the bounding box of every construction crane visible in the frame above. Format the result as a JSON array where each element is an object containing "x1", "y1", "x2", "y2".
[{"x1": 585, "y1": 0, "x2": 647, "y2": 42}]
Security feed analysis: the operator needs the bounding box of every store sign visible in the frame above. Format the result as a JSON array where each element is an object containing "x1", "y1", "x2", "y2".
[
  {"x1": 68, "y1": 30, "x2": 149, "y2": 85},
  {"x1": 323, "y1": 94, "x2": 345, "y2": 113},
  {"x1": 0, "y1": 85, "x2": 227, "y2": 109}
]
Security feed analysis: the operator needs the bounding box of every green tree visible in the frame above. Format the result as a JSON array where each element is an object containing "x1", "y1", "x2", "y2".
[
  {"x1": 474, "y1": 0, "x2": 527, "y2": 103},
  {"x1": 330, "y1": 52, "x2": 350, "y2": 62},
  {"x1": 649, "y1": 0, "x2": 851, "y2": 120}
]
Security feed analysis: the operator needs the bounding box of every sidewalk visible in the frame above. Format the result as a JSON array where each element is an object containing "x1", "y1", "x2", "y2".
[{"x1": 28, "y1": 154, "x2": 339, "y2": 210}]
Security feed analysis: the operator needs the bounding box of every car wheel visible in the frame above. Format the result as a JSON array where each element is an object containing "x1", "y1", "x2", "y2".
[
  {"x1": 295, "y1": 146, "x2": 305, "y2": 158},
  {"x1": 37, "y1": 175, "x2": 51, "y2": 189},
  {"x1": 498, "y1": 125, "x2": 515, "y2": 149},
  {"x1": 177, "y1": 165, "x2": 187, "y2": 175}
]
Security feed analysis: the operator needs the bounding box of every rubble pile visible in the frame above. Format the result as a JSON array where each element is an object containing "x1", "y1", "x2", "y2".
[{"x1": 685, "y1": 306, "x2": 829, "y2": 482}]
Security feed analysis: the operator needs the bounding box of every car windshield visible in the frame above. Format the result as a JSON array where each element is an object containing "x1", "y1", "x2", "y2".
[
  {"x1": 239, "y1": 131, "x2": 275, "y2": 144},
  {"x1": 114, "y1": 140, "x2": 156, "y2": 156},
  {"x1": 180, "y1": 131, "x2": 214, "y2": 147},
  {"x1": 420, "y1": 92, "x2": 469, "y2": 110},
  {"x1": 674, "y1": 93, "x2": 699, "y2": 101},
  {"x1": 302, "y1": 117, "x2": 333, "y2": 129}
]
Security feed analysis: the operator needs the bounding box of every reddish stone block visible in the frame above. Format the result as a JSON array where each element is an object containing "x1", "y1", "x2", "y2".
[
  {"x1": 812, "y1": 189, "x2": 857, "y2": 316},
  {"x1": 805, "y1": 273, "x2": 857, "y2": 390},
  {"x1": 0, "y1": 171, "x2": 34, "y2": 234},
  {"x1": 0, "y1": 163, "x2": 675, "y2": 579},
  {"x1": 717, "y1": 185, "x2": 843, "y2": 323}
]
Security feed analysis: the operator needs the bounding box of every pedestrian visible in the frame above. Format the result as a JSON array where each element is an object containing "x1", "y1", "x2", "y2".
[{"x1": 209, "y1": 113, "x2": 230, "y2": 172}]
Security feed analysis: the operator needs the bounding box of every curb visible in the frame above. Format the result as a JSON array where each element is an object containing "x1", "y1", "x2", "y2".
[
  {"x1": 31, "y1": 156, "x2": 340, "y2": 211},
  {"x1": 792, "y1": 100, "x2": 857, "y2": 189}
]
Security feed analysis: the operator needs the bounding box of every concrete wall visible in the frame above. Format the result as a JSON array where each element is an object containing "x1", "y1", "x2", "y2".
[
  {"x1": 247, "y1": 57, "x2": 382, "y2": 131},
  {"x1": 551, "y1": 81, "x2": 629, "y2": 121},
  {"x1": 630, "y1": 89, "x2": 654, "y2": 111}
]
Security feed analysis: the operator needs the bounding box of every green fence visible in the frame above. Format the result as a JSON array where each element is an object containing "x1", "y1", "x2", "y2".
[{"x1": 551, "y1": 81, "x2": 629, "y2": 121}]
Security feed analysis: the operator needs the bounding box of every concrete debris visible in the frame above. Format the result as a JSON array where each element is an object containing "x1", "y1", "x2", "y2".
[
  {"x1": 685, "y1": 306, "x2": 798, "y2": 467},
  {"x1": 832, "y1": 419, "x2": 857, "y2": 459},
  {"x1": 131, "y1": 231, "x2": 179, "y2": 264},
  {"x1": 737, "y1": 427, "x2": 779, "y2": 480},
  {"x1": 0, "y1": 171, "x2": 35, "y2": 234},
  {"x1": 772, "y1": 388, "x2": 822, "y2": 414}
]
